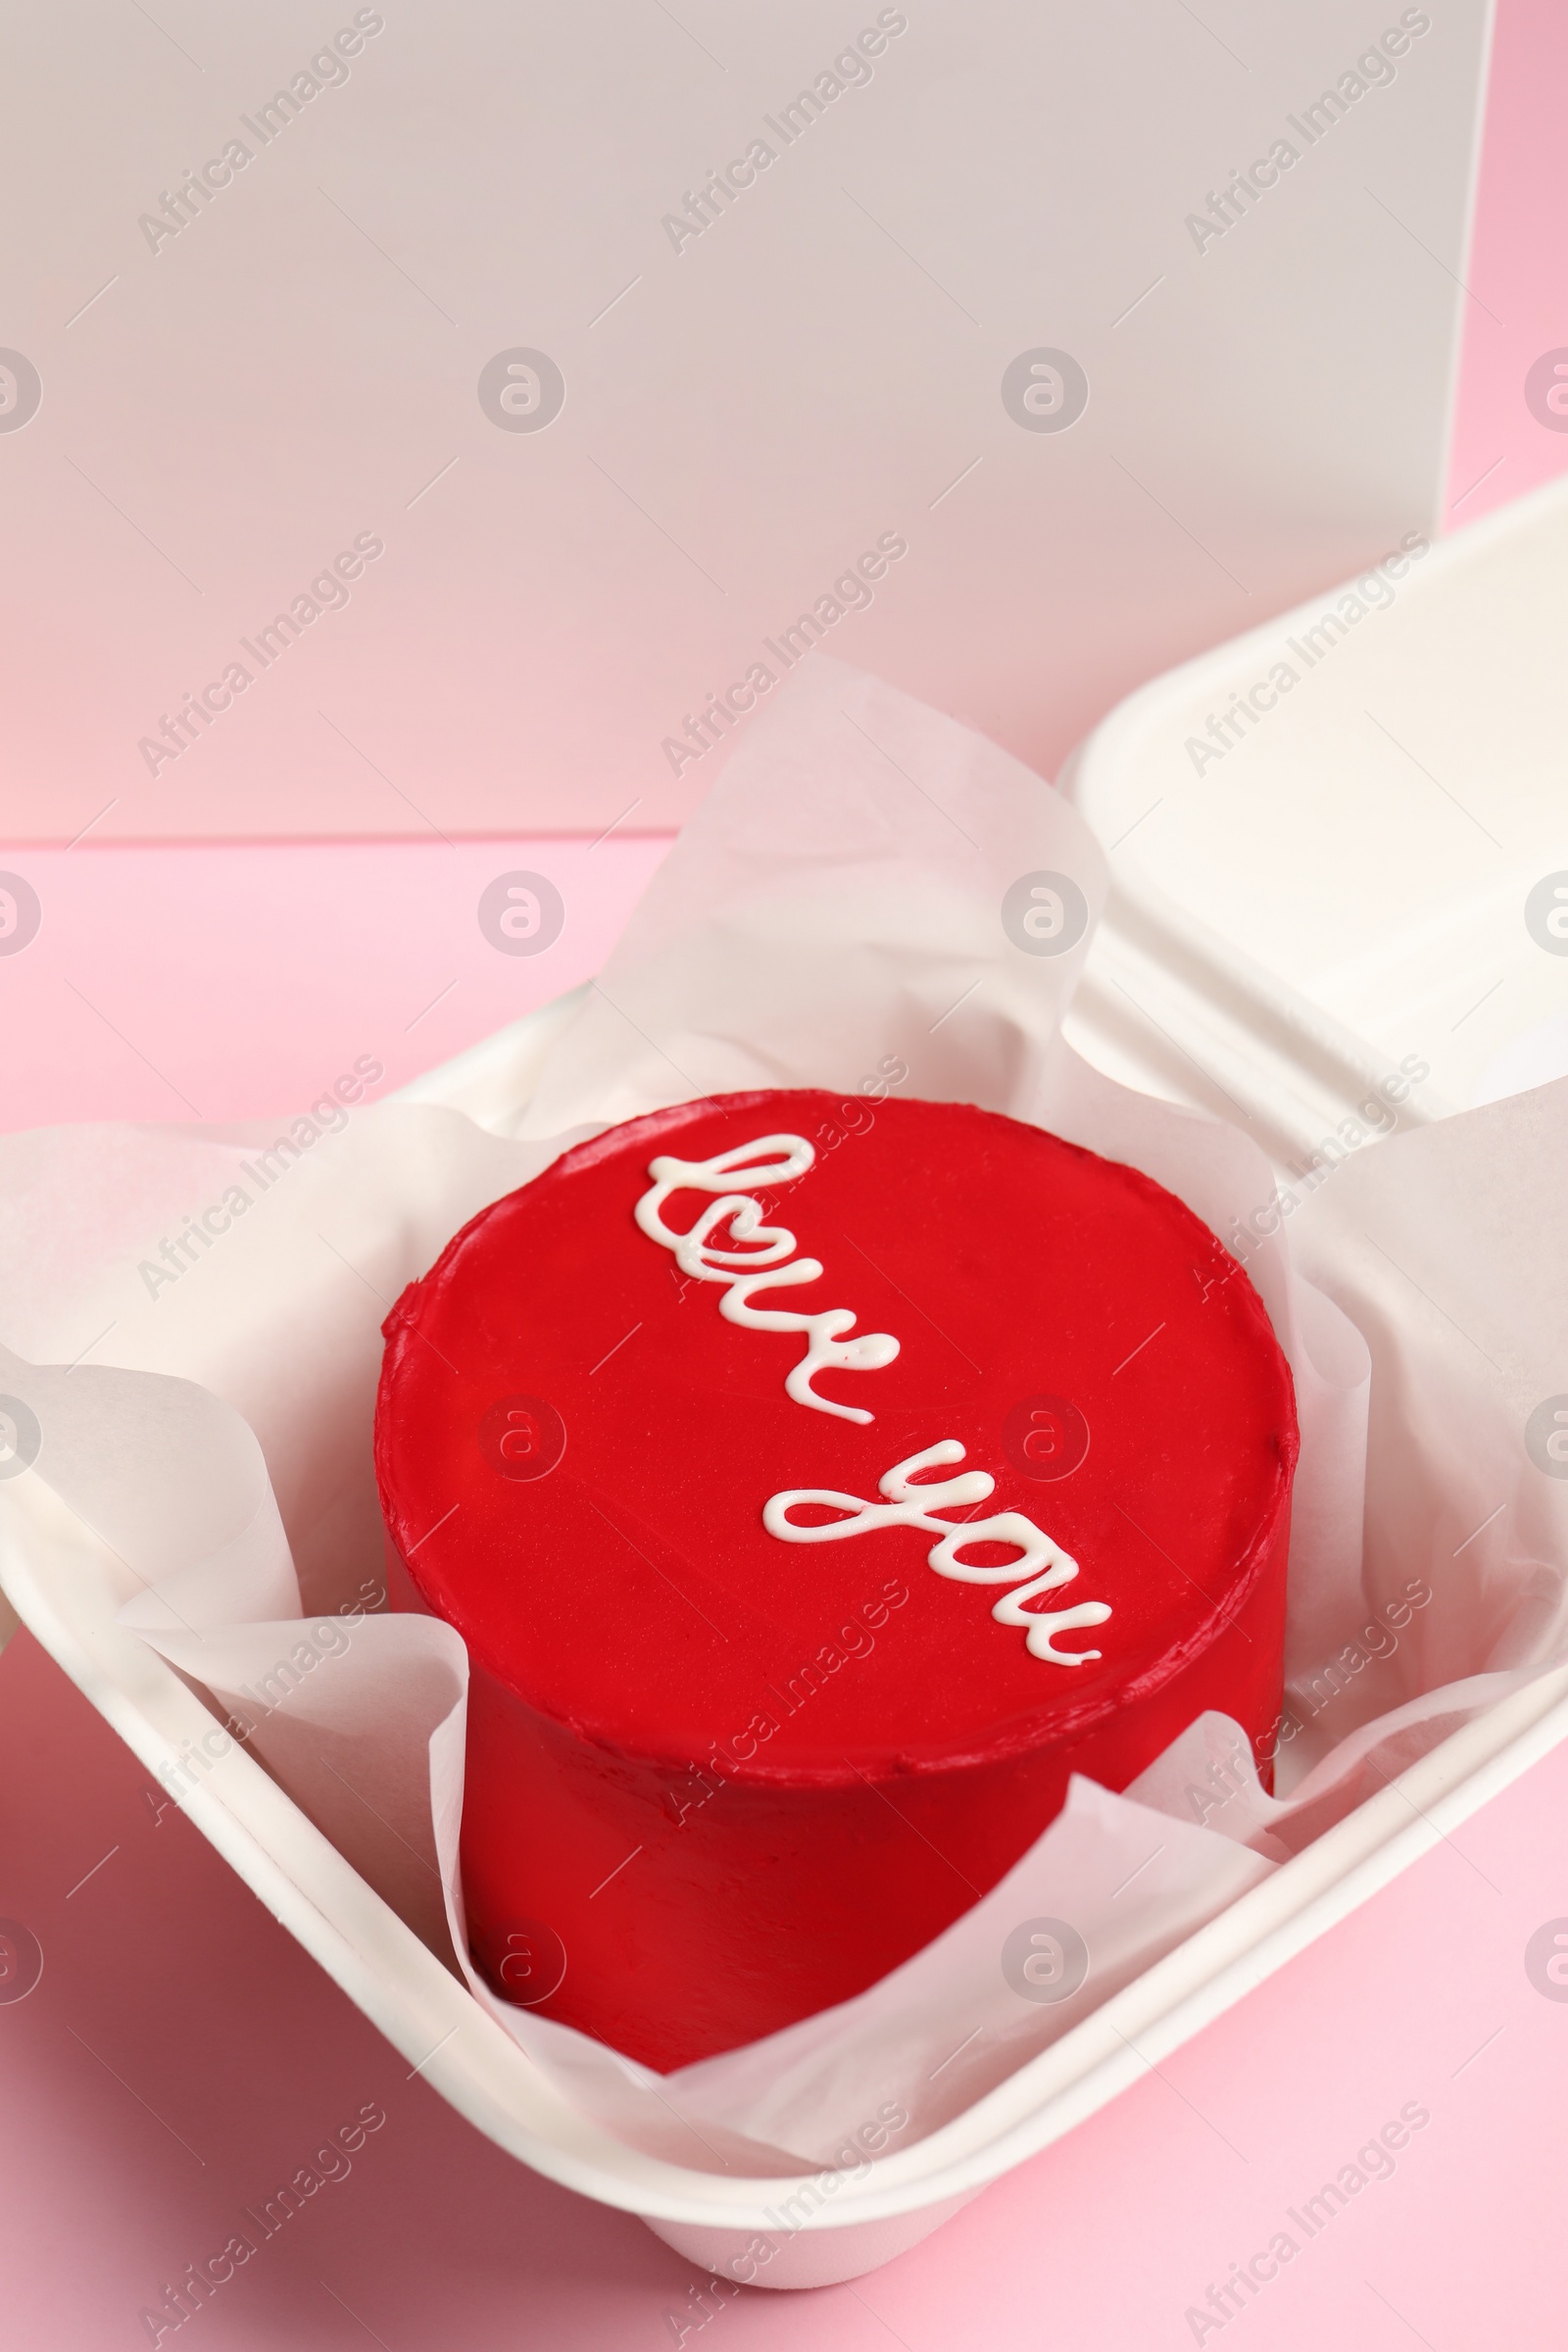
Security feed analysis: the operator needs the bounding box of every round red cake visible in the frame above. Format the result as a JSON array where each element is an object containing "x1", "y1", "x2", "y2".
[{"x1": 374, "y1": 1089, "x2": 1297, "y2": 2070}]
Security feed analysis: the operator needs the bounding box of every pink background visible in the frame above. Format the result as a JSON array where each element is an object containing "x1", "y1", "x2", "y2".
[{"x1": 4, "y1": 4, "x2": 1568, "y2": 2343}]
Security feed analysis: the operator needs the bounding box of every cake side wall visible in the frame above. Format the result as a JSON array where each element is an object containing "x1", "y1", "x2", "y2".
[{"x1": 440, "y1": 1499, "x2": 1290, "y2": 2073}]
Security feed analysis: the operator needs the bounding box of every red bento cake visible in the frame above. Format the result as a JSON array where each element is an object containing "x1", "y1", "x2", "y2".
[{"x1": 374, "y1": 1090, "x2": 1298, "y2": 2071}]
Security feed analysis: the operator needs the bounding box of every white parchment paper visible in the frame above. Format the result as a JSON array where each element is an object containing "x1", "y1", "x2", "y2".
[{"x1": 3, "y1": 655, "x2": 1566, "y2": 2176}]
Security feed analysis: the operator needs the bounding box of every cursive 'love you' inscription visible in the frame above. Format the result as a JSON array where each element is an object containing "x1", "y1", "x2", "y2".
[{"x1": 633, "y1": 1131, "x2": 1109, "y2": 1665}]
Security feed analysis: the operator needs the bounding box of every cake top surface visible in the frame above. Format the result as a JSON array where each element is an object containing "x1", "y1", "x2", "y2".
[{"x1": 375, "y1": 1088, "x2": 1298, "y2": 1780}]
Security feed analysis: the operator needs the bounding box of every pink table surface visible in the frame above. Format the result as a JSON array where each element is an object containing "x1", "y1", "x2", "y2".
[{"x1": 5, "y1": 5, "x2": 1568, "y2": 2342}]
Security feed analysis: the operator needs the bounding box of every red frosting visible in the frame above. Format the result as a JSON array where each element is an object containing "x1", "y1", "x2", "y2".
[{"x1": 375, "y1": 1090, "x2": 1297, "y2": 2070}]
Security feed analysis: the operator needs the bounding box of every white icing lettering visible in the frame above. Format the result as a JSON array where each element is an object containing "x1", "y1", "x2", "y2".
[
  {"x1": 763, "y1": 1442, "x2": 1111, "y2": 1665},
  {"x1": 634, "y1": 1133, "x2": 899, "y2": 1424}
]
